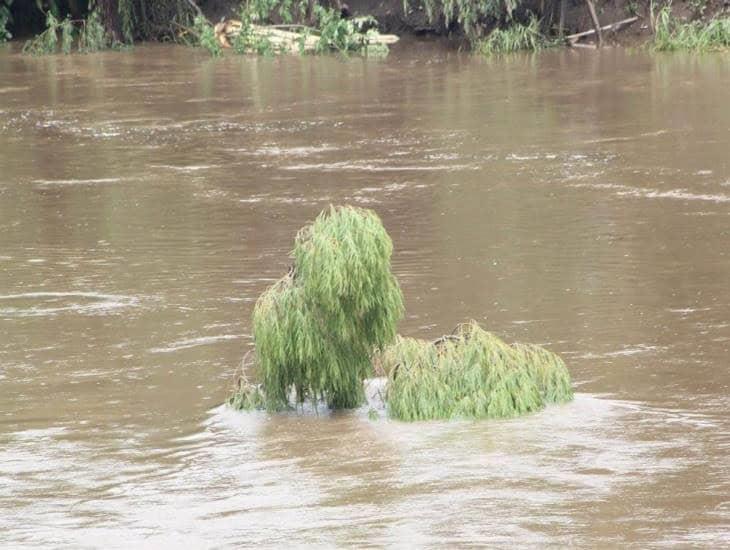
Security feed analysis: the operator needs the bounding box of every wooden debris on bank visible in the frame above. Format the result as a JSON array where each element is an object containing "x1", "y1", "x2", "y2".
[
  {"x1": 584, "y1": 0, "x2": 604, "y2": 47},
  {"x1": 214, "y1": 19, "x2": 242, "y2": 48},
  {"x1": 566, "y1": 16, "x2": 639, "y2": 47},
  {"x1": 214, "y1": 19, "x2": 399, "y2": 53}
]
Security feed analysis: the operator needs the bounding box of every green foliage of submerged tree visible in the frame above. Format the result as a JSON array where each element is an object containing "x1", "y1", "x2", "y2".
[
  {"x1": 229, "y1": 206, "x2": 404, "y2": 411},
  {"x1": 378, "y1": 323, "x2": 573, "y2": 421}
]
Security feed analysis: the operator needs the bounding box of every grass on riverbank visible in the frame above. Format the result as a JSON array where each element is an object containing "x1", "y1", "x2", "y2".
[
  {"x1": 652, "y1": 5, "x2": 730, "y2": 51},
  {"x1": 475, "y1": 17, "x2": 548, "y2": 55}
]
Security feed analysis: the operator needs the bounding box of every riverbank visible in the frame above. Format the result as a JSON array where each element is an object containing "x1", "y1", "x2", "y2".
[
  {"x1": 2, "y1": 0, "x2": 729, "y2": 54},
  {"x1": 200, "y1": 0, "x2": 730, "y2": 49}
]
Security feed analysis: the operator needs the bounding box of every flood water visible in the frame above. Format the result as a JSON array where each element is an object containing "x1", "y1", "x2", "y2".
[{"x1": 1, "y1": 42, "x2": 729, "y2": 547}]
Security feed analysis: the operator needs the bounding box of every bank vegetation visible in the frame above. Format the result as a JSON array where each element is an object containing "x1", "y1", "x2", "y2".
[{"x1": 3, "y1": 1, "x2": 727, "y2": 57}]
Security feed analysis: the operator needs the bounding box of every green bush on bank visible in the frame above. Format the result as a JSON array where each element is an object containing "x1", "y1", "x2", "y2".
[
  {"x1": 476, "y1": 16, "x2": 547, "y2": 55},
  {"x1": 191, "y1": 14, "x2": 222, "y2": 57},
  {"x1": 652, "y1": 5, "x2": 730, "y2": 51}
]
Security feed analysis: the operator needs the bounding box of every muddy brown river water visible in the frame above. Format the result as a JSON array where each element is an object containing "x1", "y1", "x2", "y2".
[{"x1": 0, "y1": 42, "x2": 729, "y2": 547}]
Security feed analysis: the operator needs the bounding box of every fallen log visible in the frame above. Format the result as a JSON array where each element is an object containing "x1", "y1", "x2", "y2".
[
  {"x1": 214, "y1": 19, "x2": 399, "y2": 53},
  {"x1": 566, "y1": 16, "x2": 639, "y2": 45}
]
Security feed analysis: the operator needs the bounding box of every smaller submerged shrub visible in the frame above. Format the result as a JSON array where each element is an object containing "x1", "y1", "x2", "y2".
[
  {"x1": 653, "y1": 5, "x2": 730, "y2": 51},
  {"x1": 382, "y1": 322, "x2": 573, "y2": 421},
  {"x1": 476, "y1": 16, "x2": 547, "y2": 55}
]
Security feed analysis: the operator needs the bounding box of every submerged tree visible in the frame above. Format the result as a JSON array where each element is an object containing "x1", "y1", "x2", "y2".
[
  {"x1": 231, "y1": 205, "x2": 404, "y2": 411},
  {"x1": 229, "y1": 205, "x2": 574, "y2": 421}
]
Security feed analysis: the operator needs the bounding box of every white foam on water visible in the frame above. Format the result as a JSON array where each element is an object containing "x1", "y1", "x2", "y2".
[
  {"x1": 249, "y1": 145, "x2": 340, "y2": 156},
  {"x1": 0, "y1": 86, "x2": 32, "y2": 94},
  {"x1": 282, "y1": 161, "x2": 478, "y2": 172},
  {"x1": 32, "y1": 178, "x2": 122, "y2": 186},
  {"x1": 570, "y1": 182, "x2": 730, "y2": 203},
  {"x1": 667, "y1": 307, "x2": 711, "y2": 314},
  {"x1": 0, "y1": 291, "x2": 139, "y2": 317},
  {"x1": 149, "y1": 334, "x2": 245, "y2": 354},
  {"x1": 619, "y1": 188, "x2": 730, "y2": 203},
  {"x1": 578, "y1": 343, "x2": 663, "y2": 359},
  {"x1": 150, "y1": 164, "x2": 220, "y2": 172}
]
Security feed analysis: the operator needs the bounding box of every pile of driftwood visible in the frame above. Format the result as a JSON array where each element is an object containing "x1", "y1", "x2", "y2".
[{"x1": 213, "y1": 19, "x2": 399, "y2": 53}]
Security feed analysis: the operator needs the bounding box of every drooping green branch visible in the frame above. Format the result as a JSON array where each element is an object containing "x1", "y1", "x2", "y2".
[{"x1": 22, "y1": 7, "x2": 118, "y2": 55}]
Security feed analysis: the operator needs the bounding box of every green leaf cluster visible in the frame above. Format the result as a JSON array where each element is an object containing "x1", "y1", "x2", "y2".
[
  {"x1": 192, "y1": 15, "x2": 222, "y2": 56},
  {"x1": 413, "y1": 0, "x2": 521, "y2": 40},
  {"x1": 314, "y1": 8, "x2": 389, "y2": 55},
  {"x1": 22, "y1": 10, "x2": 112, "y2": 55},
  {"x1": 78, "y1": 9, "x2": 109, "y2": 53}
]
